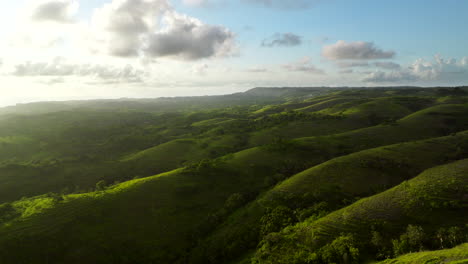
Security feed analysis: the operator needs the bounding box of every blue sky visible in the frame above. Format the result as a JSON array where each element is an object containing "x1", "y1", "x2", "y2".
[{"x1": 0, "y1": 0, "x2": 467, "y2": 106}]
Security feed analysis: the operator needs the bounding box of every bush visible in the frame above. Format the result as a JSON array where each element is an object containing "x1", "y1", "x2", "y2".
[
  {"x1": 319, "y1": 234, "x2": 361, "y2": 264},
  {"x1": 393, "y1": 225, "x2": 426, "y2": 256},
  {"x1": 260, "y1": 206, "x2": 297, "y2": 237}
]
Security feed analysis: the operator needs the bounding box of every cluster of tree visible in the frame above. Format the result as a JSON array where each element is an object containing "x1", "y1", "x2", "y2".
[
  {"x1": 253, "y1": 232, "x2": 361, "y2": 264},
  {"x1": 370, "y1": 224, "x2": 468, "y2": 260}
]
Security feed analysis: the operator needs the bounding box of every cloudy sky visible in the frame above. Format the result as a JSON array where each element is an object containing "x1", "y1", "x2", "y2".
[{"x1": 0, "y1": 0, "x2": 467, "y2": 106}]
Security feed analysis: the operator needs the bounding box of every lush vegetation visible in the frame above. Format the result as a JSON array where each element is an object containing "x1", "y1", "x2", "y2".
[{"x1": 0, "y1": 87, "x2": 467, "y2": 263}]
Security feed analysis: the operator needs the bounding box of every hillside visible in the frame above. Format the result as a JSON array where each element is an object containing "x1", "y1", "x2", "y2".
[
  {"x1": 377, "y1": 243, "x2": 468, "y2": 264},
  {"x1": 251, "y1": 158, "x2": 468, "y2": 263},
  {"x1": 0, "y1": 87, "x2": 467, "y2": 263},
  {"x1": 188, "y1": 131, "x2": 468, "y2": 264}
]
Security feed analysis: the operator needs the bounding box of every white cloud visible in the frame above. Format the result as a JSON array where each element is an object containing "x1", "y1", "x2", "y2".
[
  {"x1": 8, "y1": 57, "x2": 145, "y2": 83},
  {"x1": 410, "y1": 54, "x2": 467, "y2": 80},
  {"x1": 362, "y1": 71, "x2": 417, "y2": 83},
  {"x1": 282, "y1": 57, "x2": 325, "y2": 74},
  {"x1": 323, "y1": 40, "x2": 395, "y2": 60},
  {"x1": 4, "y1": 0, "x2": 82, "y2": 52},
  {"x1": 192, "y1": 63, "x2": 209, "y2": 75},
  {"x1": 87, "y1": 0, "x2": 169, "y2": 57},
  {"x1": 183, "y1": 0, "x2": 209, "y2": 7},
  {"x1": 336, "y1": 62, "x2": 369, "y2": 68},
  {"x1": 373, "y1": 62, "x2": 401, "y2": 70},
  {"x1": 28, "y1": 0, "x2": 78, "y2": 23},
  {"x1": 362, "y1": 55, "x2": 468, "y2": 83},
  {"x1": 261, "y1": 33, "x2": 302, "y2": 47},
  {"x1": 144, "y1": 12, "x2": 235, "y2": 60},
  {"x1": 85, "y1": 0, "x2": 235, "y2": 60}
]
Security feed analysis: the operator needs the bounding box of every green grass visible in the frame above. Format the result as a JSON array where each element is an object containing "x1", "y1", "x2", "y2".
[
  {"x1": 296, "y1": 98, "x2": 357, "y2": 112},
  {"x1": 183, "y1": 104, "x2": 468, "y2": 264},
  {"x1": 251, "y1": 159, "x2": 468, "y2": 263},
  {"x1": 377, "y1": 243, "x2": 468, "y2": 264},
  {"x1": 262, "y1": 131, "x2": 468, "y2": 207},
  {"x1": 0, "y1": 163, "x2": 267, "y2": 263},
  {"x1": 188, "y1": 131, "x2": 468, "y2": 264},
  {"x1": 191, "y1": 118, "x2": 235, "y2": 127}
]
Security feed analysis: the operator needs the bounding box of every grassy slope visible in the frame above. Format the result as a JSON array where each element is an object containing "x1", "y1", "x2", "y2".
[
  {"x1": 184, "y1": 104, "x2": 468, "y2": 264},
  {"x1": 0, "y1": 159, "x2": 270, "y2": 264},
  {"x1": 0, "y1": 95, "x2": 413, "y2": 203},
  {"x1": 249, "y1": 96, "x2": 435, "y2": 146},
  {"x1": 189, "y1": 131, "x2": 468, "y2": 264},
  {"x1": 122, "y1": 139, "x2": 208, "y2": 172},
  {"x1": 186, "y1": 105, "x2": 468, "y2": 263},
  {"x1": 262, "y1": 131, "x2": 468, "y2": 207},
  {"x1": 376, "y1": 243, "x2": 468, "y2": 264},
  {"x1": 252, "y1": 159, "x2": 468, "y2": 263},
  {"x1": 0, "y1": 111, "x2": 246, "y2": 203}
]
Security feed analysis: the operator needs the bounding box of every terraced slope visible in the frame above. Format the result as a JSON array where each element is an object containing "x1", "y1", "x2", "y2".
[{"x1": 252, "y1": 159, "x2": 468, "y2": 263}]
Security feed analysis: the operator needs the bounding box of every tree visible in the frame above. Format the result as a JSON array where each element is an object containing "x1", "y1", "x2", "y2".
[
  {"x1": 320, "y1": 234, "x2": 360, "y2": 264},
  {"x1": 406, "y1": 225, "x2": 425, "y2": 251},
  {"x1": 393, "y1": 225, "x2": 425, "y2": 256},
  {"x1": 260, "y1": 206, "x2": 297, "y2": 237},
  {"x1": 447, "y1": 226, "x2": 464, "y2": 247}
]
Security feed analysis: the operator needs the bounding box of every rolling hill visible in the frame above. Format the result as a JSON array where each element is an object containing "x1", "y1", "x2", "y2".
[{"x1": 0, "y1": 87, "x2": 467, "y2": 264}]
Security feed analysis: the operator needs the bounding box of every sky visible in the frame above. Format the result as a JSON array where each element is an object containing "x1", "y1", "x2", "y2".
[{"x1": 0, "y1": 0, "x2": 467, "y2": 106}]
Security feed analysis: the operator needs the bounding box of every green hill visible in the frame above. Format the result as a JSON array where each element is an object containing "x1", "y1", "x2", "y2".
[
  {"x1": 0, "y1": 87, "x2": 467, "y2": 264},
  {"x1": 188, "y1": 131, "x2": 468, "y2": 264},
  {"x1": 377, "y1": 243, "x2": 468, "y2": 264},
  {"x1": 252, "y1": 158, "x2": 468, "y2": 263}
]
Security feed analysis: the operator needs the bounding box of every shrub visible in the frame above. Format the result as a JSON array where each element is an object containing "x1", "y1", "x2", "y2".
[
  {"x1": 260, "y1": 206, "x2": 297, "y2": 238},
  {"x1": 319, "y1": 234, "x2": 361, "y2": 264},
  {"x1": 393, "y1": 225, "x2": 426, "y2": 256}
]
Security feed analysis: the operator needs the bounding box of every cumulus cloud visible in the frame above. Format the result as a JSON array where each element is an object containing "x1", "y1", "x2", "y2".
[
  {"x1": 261, "y1": 33, "x2": 302, "y2": 47},
  {"x1": 323, "y1": 40, "x2": 395, "y2": 60},
  {"x1": 282, "y1": 57, "x2": 325, "y2": 74},
  {"x1": 410, "y1": 55, "x2": 467, "y2": 79},
  {"x1": 244, "y1": 0, "x2": 321, "y2": 9},
  {"x1": 86, "y1": 0, "x2": 235, "y2": 60},
  {"x1": 87, "y1": 0, "x2": 169, "y2": 57},
  {"x1": 362, "y1": 55, "x2": 468, "y2": 83},
  {"x1": 362, "y1": 71, "x2": 417, "y2": 83},
  {"x1": 373, "y1": 62, "x2": 401, "y2": 70},
  {"x1": 29, "y1": 0, "x2": 78, "y2": 23},
  {"x1": 10, "y1": 58, "x2": 145, "y2": 83},
  {"x1": 145, "y1": 12, "x2": 235, "y2": 60}
]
